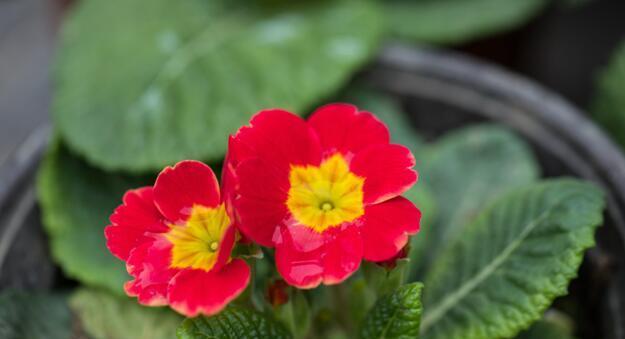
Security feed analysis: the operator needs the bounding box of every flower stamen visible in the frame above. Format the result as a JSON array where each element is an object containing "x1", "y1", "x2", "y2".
[
  {"x1": 166, "y1": 204, "x2": 230, "y2": 271},
  {"x1": 320, "y1": 202, "x2": 334, "y2": 211},
  {"x1": 287, "y1": 153, "x2": 364, "y2": 232}
]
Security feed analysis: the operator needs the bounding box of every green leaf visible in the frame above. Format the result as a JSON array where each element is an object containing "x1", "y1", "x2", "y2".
[
  {"x1": 37, "y1": 140, "x2": 150, "y2": 293},
  {"x1": 0, "y1": 291, "x2": 71, "y2": 339},
  {"x1": 54, "y1": 0, "x2": 383, "y2": 172},
  {"x1": 71, "y1": 288, "x2": 182, "y2": 339},
  {"x1": 383, "y1": 0, "x2": 547, "y2": 44},
  {"x1": 592, "y1": 40, "x2": 625, "y2": 148},
  {"x1": 412, "y1": 125, "x2": 539, "y2": 279},
  {"x1": 420, "y1": 179, "x2": 605, "y2": 339},
  {"x1": 360, "y1": 282, "x2": 424, "y2": 339},
  {"x1": 177, "y1": 306, "x2": 292, "y2": 339}
]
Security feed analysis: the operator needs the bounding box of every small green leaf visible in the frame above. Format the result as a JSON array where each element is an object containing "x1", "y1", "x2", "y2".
[
  {"x1": 412, "y1": 125, "x2": 539, "y2": 279},
  {"x1": 37, "y1": 140, "x2": 150, "y2": 293},
  {"x1": 177, "y1": 306, "x2": 292, "y2": 339},
  {"x1": 71, "y1": 288, "x2": 182, "y2": 339},
  {"x1": 360, "y1": 282, "x2": 424, "y2": 339},
  {"x1": 0, "y1": 291, "x2": 71, "y2": 339},
  {"x1": 54, "y1": 0, "x2": 383, "y2": 171},
  {"x1": 421, "y1": 179, "x2": 605, "y2": 339},
  {"x1": 592, "y1": 40, "x2": 625, "y2": 148},
  {"x1": 383, "y1": 0, "x2": 547, "y2": 44}
]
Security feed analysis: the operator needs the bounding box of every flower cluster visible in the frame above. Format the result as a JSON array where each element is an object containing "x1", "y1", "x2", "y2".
[{"x1": 105, "y1": 103, "x2": 421, "y2": 317}]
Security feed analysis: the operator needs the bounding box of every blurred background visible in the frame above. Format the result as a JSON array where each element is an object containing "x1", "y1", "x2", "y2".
[{"x1": 2, "y1": 0, "x2": 625, "y2": 163}]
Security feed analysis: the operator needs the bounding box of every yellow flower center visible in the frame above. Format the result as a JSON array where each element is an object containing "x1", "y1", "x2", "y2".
[
  {"x1": 166, "y1": 204, "x2": 230, "y2": 271},
  {"x1": 286, "y1": 153, "x2": 365, "y2": 233}
]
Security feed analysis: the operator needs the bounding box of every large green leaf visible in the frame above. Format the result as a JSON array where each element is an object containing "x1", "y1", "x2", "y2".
[
  {"x1": 37, "y1": 141, "x2": 150, "y2": 293},
  {"x1": 71, "y1": 288, "x2": 182, "y2": 339},
  {"x1": 360, "y1": 282, "x2": 424, "y2": 339},
  {"x1": 592, "y1": 40, "x2": 625, "y2": 148},
  {"x1": 383, "y1": 0, "x2": 547, "y2": 44},
  {"x1": 54, "y1": 0, "x2": 383, "y2": 172},
  {"x1": 177, "y1": 306, "x2": 292, "y2": 339},
  {"x1": 411, "y1": 125, "x2": 539, "y2": 279},
  {"x1": 420, "y1": 179, "x2": 604, "y2": 339},
  {"x1": 0, "y1": 291, "x2": 71, "y2": 339}
]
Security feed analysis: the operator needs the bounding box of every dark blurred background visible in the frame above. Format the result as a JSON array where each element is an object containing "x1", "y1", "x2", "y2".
[{"x1": 1, "y1": 0, "x2": 625, "y2": 163}]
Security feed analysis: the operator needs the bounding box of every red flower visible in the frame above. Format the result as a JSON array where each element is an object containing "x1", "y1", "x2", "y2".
[
  {"x1": 226, "y1": 104, "x2": 421, "y2": 288},
  {"x1": 104, "y1": 161, "x2": 250, "y2": 317}
]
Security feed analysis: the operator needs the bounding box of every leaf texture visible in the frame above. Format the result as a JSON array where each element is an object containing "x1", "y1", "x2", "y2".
[
  {"x1": 420, "y1": 179, "x2": 604, "y2": 339},
  {"x1": 360, "y1": 282, "x2": 424, "y2": 339},
  {"x1": 177, "y1": 306, "x2": 292, "y2": 339},
  {"x1": 411, "y1": 125, "x2": 539, "y2": 279},
  {"x1": 53, "y1": 0, "x2": 383, "y2": 171}
]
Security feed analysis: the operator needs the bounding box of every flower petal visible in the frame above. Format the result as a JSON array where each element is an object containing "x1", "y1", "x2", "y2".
[
  {"x1": 232, "y1": 109, "x2": 322, "y2": 168},
  {"x1": 167, "y1": 259, "x2": 250, "y2": 317},
  {"x1": 234, "y1": 158, "x2": 290, "y2": 247},
  {"x1": 320, "y1": 224, "x2": 363, "y2": 285},
  {"x1": 124, "y1": 237, "x2": 179, "y2": 306},
  {"x1": 308, "y1": 103, "x2": 390, "y2": 155},
  {"x1": 275, "y1": 223, "x2": 362, "y2": 288},
  {"x1": 105, "y1": 187, "x2": 168, "y2": 261},
  {"x1": 214, "y1": 224, "x2": 237, "y2": 272},
  {"x1": 153, "y1": 160, "x2": 220, "y2": 223},
  {"x1": 351, "y1": 144, "x2": 417, "y2": 204},
  {"x1": 275, "y1": 225, "x2": 324, "y2": 289},
  {"x1": 361, "y1": 197, "x2": 421, "y2": 262},
  {"x1": 221, "y1": 136, "x2": 240, "y2": 217}
]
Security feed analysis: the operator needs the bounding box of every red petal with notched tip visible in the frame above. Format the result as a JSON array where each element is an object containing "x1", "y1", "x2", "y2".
[
  {"x1": 308, "y1": 103, "x2": 390, "y2": 156},
  {"x1": 361, "y1": 196, "x2": 421, "y2": 262},
  {"x1": 167, "y1": 259, "x2": 250, "y2": 317},
  {"x1": 153, "y1": 160, "x2": 220, "y2": 223},
  {"x1": 105, "y1": 187, "x2": 168, "y2": 261},
  {"x1": 124, "y1": 237, "x2": 179, "y2": 306},
  {"x1": 275, "y1": 223, "x2": 363, "y2": 289},
  {"x1": 231, "y1": 109, "x2": 322, "y2": 168},
  {"x1": 351, "y1": 144, "x2": 417, "y2": 204},
  {"x1": 274, "y1": 225, "x2": 324, "y2": 289}
]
